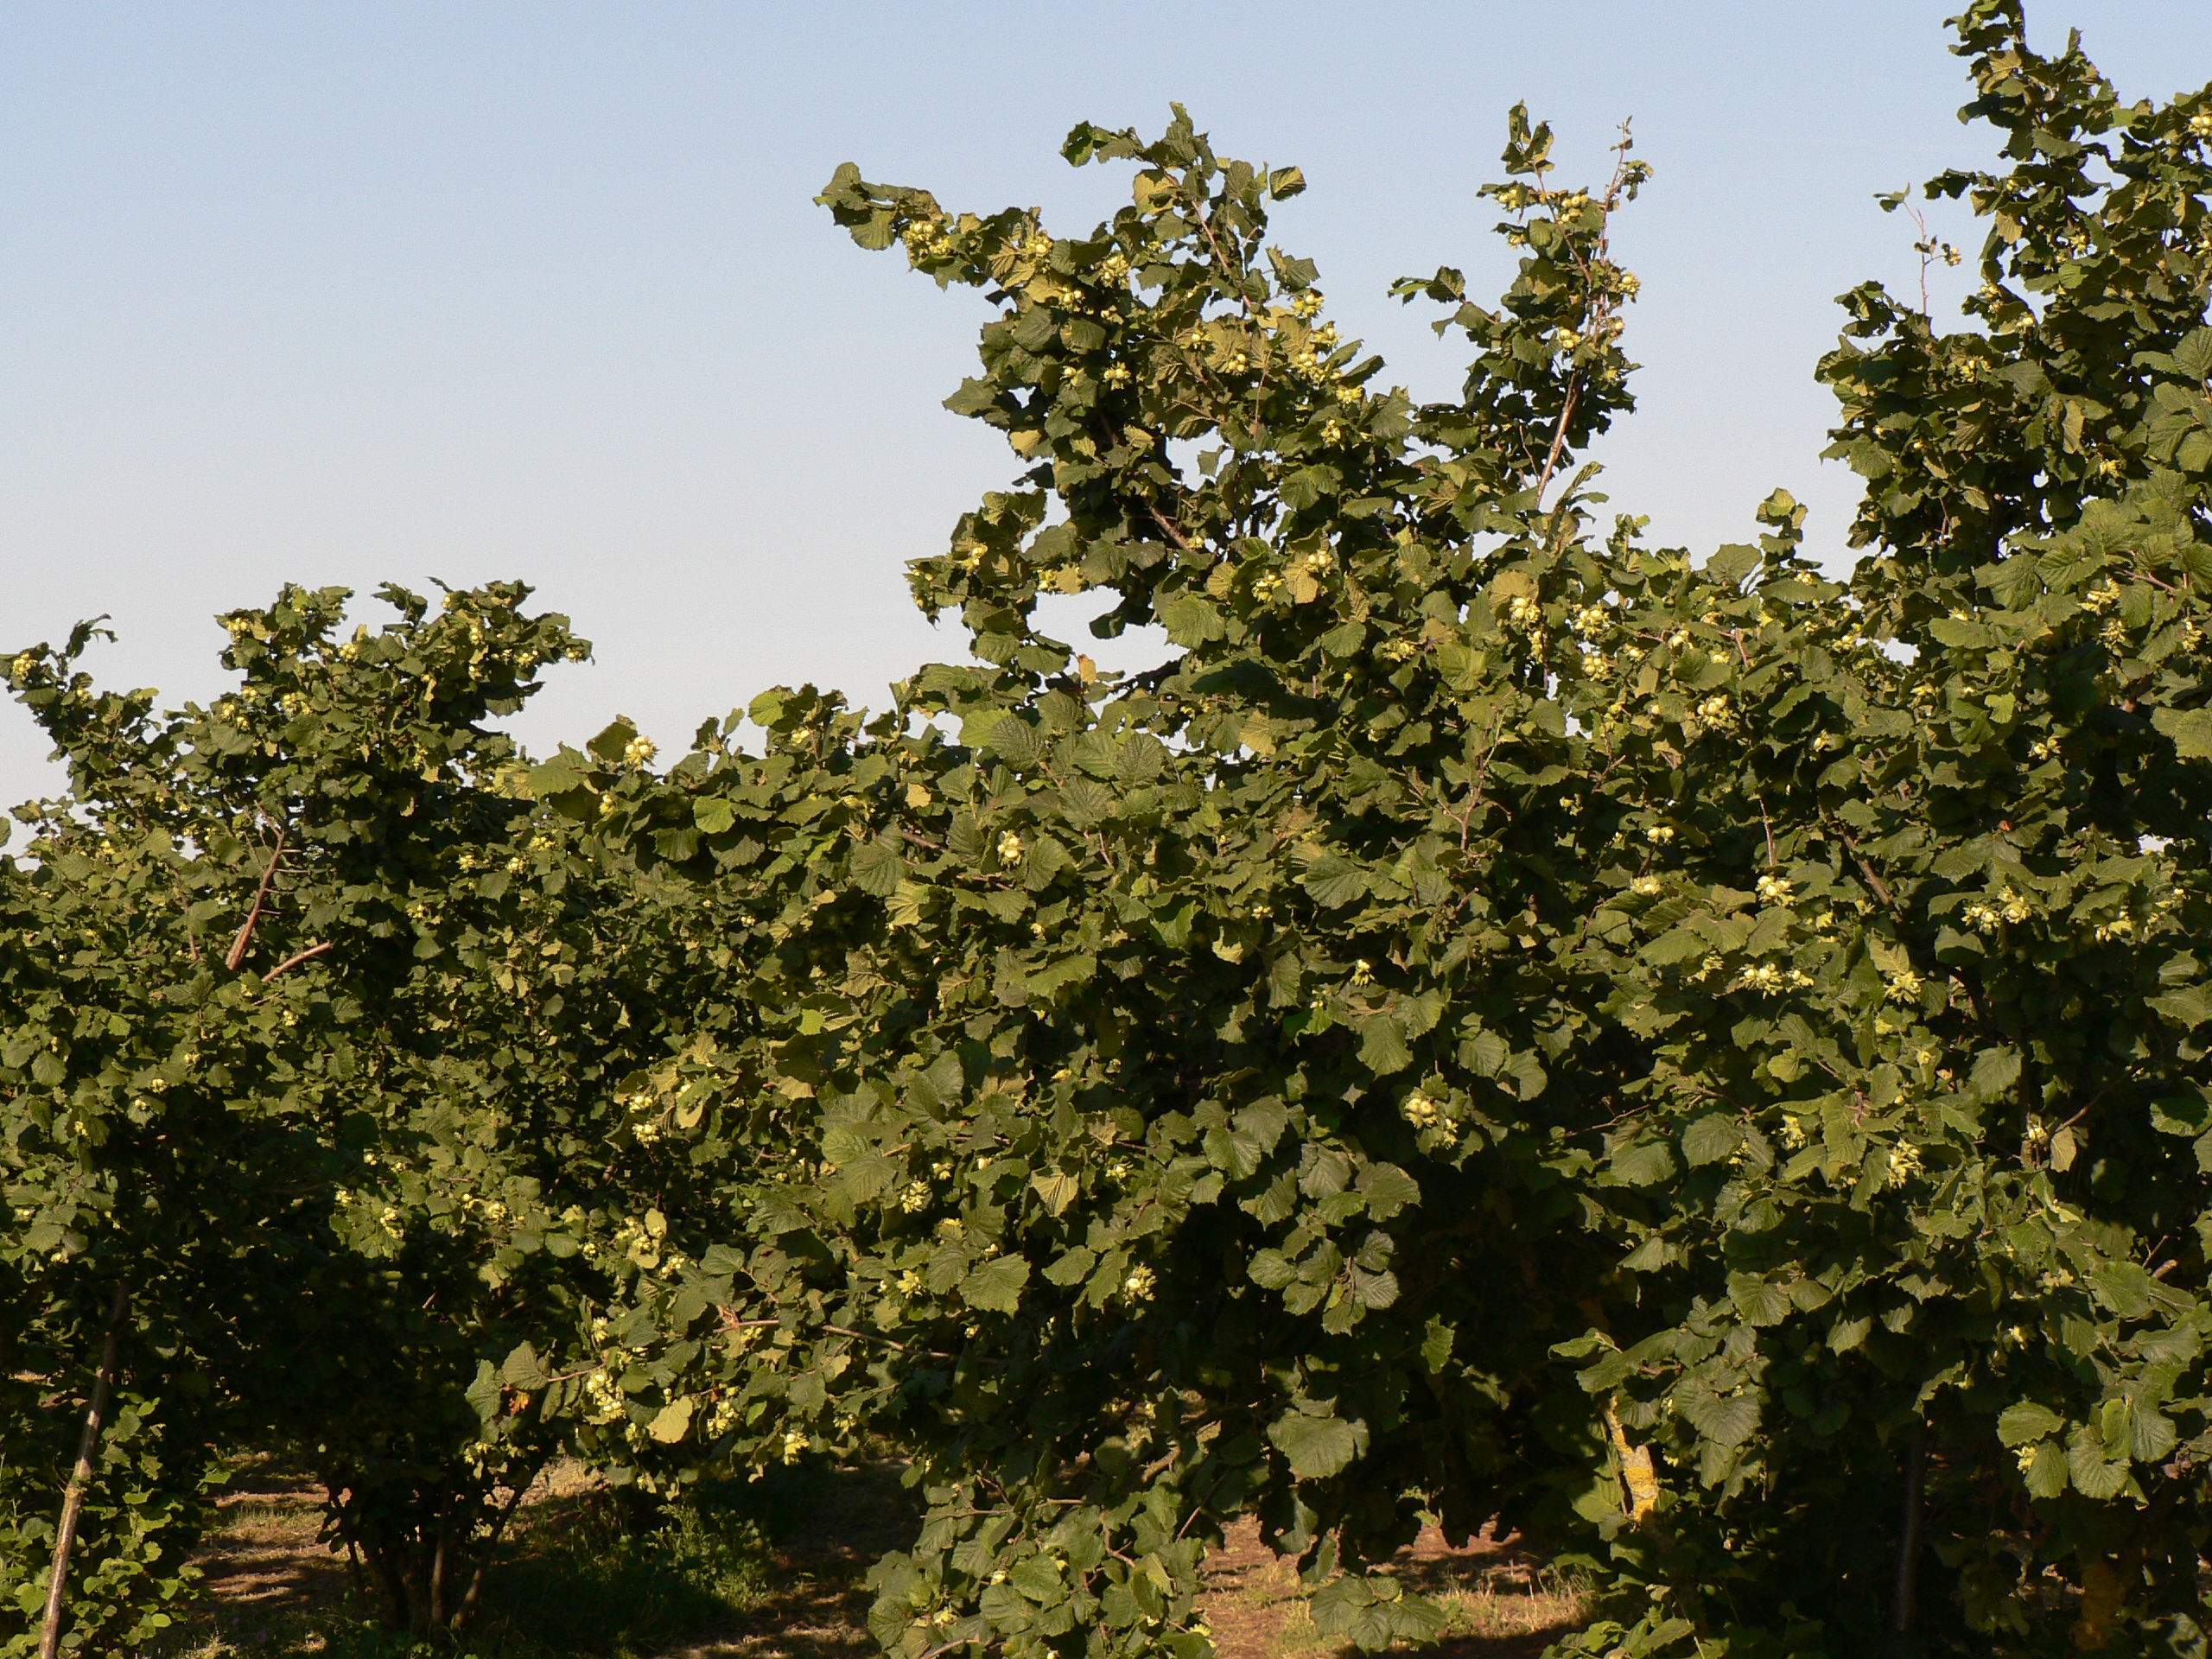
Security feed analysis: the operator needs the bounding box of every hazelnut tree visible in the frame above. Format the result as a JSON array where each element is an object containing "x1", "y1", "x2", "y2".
[
  {"x1": 531, "y1": 4, "x2": 2212, "y2": 1655},
  {"x1": 0, "y1": 587, "x2": 690, "y2": 1650},
  {"x1": 10, "y1": 5, "x2": 2212, "y2": 1657}
]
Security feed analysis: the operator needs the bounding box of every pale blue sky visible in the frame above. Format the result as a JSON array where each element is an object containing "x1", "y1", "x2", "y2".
[{"x1": 6, "y1": 3, "x2": 2210, "y2": 808}]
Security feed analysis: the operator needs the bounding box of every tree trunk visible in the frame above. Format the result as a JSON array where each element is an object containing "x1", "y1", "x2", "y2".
[{"x1": 1890, "y1": 1420, "x2": 1926, "y2": 1637}]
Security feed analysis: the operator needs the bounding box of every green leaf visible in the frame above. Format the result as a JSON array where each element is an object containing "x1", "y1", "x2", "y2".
[
  {"x1": 961, "y1": 1255, "x2": 1031, "y2": 1314},
  {"x1": 1044, "y1": 1247, "x2": 1096, "y2": 1287},
  {"x1": 1029, "y1": 1170, "x2": 1078, "y2": 1217},
  {"x1": 1503, "y1": 1049, "x2": 1548, "y2": 1100},
  {"x1": 2153, "y1": 706, "x2": 2212, "y2": 759},
  {"x1": 2133, "y1": 1408, "x2": 2178, "y2": 1465},
  {"x1": 1159, "y1": 595, "x2": 1225, "y2": 646},
  {"x1": 587, "y1": 719, "x2": 639, "y2": 763},
  {"x1": 2087, "y1": 1262, "x2": 2154, "y2": 1319},
  {"x1": 1605, "y1": 1137, "x2": 1677, "y2": 1187},
  {"x1": 2149, "y1": 985, "x2": 2212, "y2": 1029},
  {"x1": 1681, "y1": 1386, "x2": 1760, "y2": 1448},
  {"x1": 1726, "y1": 1273, "x2": 1790, "y2": 1328},
  {"x1": 849, "y1": 840, "x2": 907, "y2": 898},
  {"x1": 1968, "y1": 1046, "x2": 2023, "y2": 1096},
  {"x1": 1356, "y1": 1162, "x2": 1421, "y2": 1219},
  {"x1": 1301, "y1": 855, "x2": 1369, "y2": 908},
  {"x1": 2067, "y1": 1437, "x2": 2131, "y2": 1500},
  {"x1": 1641, "y1": 926, "x2": 1708, "y2": 965},
  {"x1": 1705, "y1": 543, "x2": 1760, "y2": 588},
  {"x1": 499, "y1": 1342, "x2": 548, "y2": 1389},
  {"x1": 647, "y1": 1396, "x2": 695, "y2": 1444},
  {"x1": 1927, "y1": 615, "x2": 1993, "y2": 648},
  {"x1": 1681, "y1": 1116, "x2": 1738, "y2": 1166},
  {"x1": 1421, "y1": 1319, "x2": 1455, "y2": 1374},
  {"x1": 1357, "y1": 1016, "x2": 1414, "y2": 1077},
  {"x1": 987, "y1": 718, "x2": 1048, "y2": 770},
  {"x1": 1997, "y1": 1402, "x2": 2063, "y2": 1446},
  {"x1": 1268, "y1": 1409, "x2": 1365, "y2": 1479},
  {"x1": 2024, "y1": 1440, "x2": 2069, "y2": 1499}
]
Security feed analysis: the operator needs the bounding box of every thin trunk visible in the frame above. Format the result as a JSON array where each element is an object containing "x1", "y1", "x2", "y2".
[
  {"x1": 36, "y1": 1283, "x2": 130, "y2": 1659},
  {"x1": 371, "y1": 1546, "x2": 408, "y2": 1632},
  {"x1": 406, "y1": 1535, "x2": 432, "y2": 1642},
  {"x1": 454, "y1": 1465, "x2": 540, "y2": 1634},
  {"x1": 1891, "y1": 1421, "x2": 1926, "y2": 1636},
  {"x1": 429, "y1": 1506, "x2": 451, "y2": 1634},
  {"x1": 327, "y1": 1491, "x2": 372, "y2": 1610}
]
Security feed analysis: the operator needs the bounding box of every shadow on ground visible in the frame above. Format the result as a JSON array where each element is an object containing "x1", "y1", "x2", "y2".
[{"x1": 163, "y1": 1459, "x2": 1580, "y2": 1658}]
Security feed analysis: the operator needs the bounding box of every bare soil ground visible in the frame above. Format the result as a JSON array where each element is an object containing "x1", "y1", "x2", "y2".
[
  {"x1": 1199, "y1": 1520, "x2": 1583, "y2": 1659},
  {"x1": 162, "y1": 1461, "x2": 1582, "y2": 1659}
]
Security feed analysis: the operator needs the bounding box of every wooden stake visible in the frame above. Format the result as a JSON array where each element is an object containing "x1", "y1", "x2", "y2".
[{"x1": 37, "y1": 1283, "x2": 130, "y2": 1659}]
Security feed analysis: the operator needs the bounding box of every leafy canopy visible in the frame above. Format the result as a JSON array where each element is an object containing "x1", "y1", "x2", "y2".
[{"x1": 10, "y1": 5, "x2": 2212, "y2": 1658}]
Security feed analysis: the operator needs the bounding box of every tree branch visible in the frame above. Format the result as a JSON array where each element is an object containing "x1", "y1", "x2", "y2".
[
  {"x1": 225, "y1": 823, "x2": 289, "y2": 971},
  {"x1": 259, "y1": 941, "x2": 334, "y2": 983},
  {"x1": 1147, "y1": 501, "x2": 1195, "y2": 554}
]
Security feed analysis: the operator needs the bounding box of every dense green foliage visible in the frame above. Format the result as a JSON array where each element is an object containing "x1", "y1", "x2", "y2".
[
  {"x1": 0, "y1": 589, "x2": 685, "y2": 1648},
  {"x1": 9, "y1": 3, "x2": 2212, "y2": 1655}
]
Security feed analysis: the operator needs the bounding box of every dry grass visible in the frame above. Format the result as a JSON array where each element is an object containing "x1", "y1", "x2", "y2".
[
  {"x1": 158, "y1": 1460, "x2": 1582, "y2": 1658},
  {"x1": 169, "y1": 1462, "x2": 346, "y2": 1651}
]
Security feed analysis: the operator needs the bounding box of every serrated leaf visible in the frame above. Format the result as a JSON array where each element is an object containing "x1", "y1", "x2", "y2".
[
  {"x1": 1357, "y1": 1015, "x2": 1413, "y2": 1076},
  {"x1": 1681, "y1": 1115, "x2": 1738, "y2": 1166},
  {"x1": 1968, "y1": 1046, "x2": 2023, "y2": 1096},
  {"x1": 1421, "y1": 1319, "x2": 1455, "y2": 1374},
  {"x1": 1268, "y1": 1409, "x2": 1365, "y2": 1478},
  {"x1": 2024, "y1": 1440, "x2": 2069, "y2": 1498},
  {"x1": 2150, "y1": 985, "x2": 2212, "y2": 1029},
  {"x1": 500, "y1": 1342, "x2": 548, "y2": 1389},
  {"x1": 2050, "y1": 1125, "x2": 2078, "y2": 1172},
  {"x1": 1355, "y1": 1162, "x2": 1421, "y2": 1219},
  {"x1": 2068, "y1": 1437, "x2": 2131, "y2": 1499},
  {"x1": 1043, "y1": 1247, "x2": 1095, "y2": 1287},
  {"x1": 961, "y1": 1255, "x2": 1030, "y2": 1314},
  {"x1": 987, "y1": 717, "x2": 1049, "y2": 769},
  {"x1": 849, "y1": 839, "x2": 907, "y2": 897},
  {"x1": 1301, "y1": 855, "x2": 1369, "y2": 908},
  {"x1": 1605, "y1": 1137, "x2": 1677, "y2": 1187},
  {"x1": 1641, "y1": 926, "x2": 1708, "y2": 965},
  {"x1": 2087, "y1": 1262, "x2": 2153, "y2": 1319},
  {"x1": 1726, "y1": 1273, "x2": 1790, "y2": 1328},
  {"x1": 1503, "y1": 1048, "x2": 1548, "y2": 1100},
  {"x1": 1681, "y1": 1386, "x2": 1761, "y2": 1448},
  {"x1": 1029, "y1": 1170, "x2": 1078, "y2": 1217},
  {"x1": 1009, "y1": 1555, "x2": 1063, "y2": 1602},
  {"x1": 1997, "y1": 1402, "x2": 2063, "y2": 1446},
  {"x1": 2153, "y1": 706, "x2": 2212, "y2": 759},
  {"x1": 587, "y1": 719, "x2": 638, "y2": 763}
]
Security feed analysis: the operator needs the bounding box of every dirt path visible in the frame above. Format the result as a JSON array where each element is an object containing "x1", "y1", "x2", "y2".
[
  {"x1": 162, "y1": 1464, "x2": 1581, "y2": 1658},
  {"x1": 1201, "y1": 1518, "x2": 1581, "y2": 1659}
]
